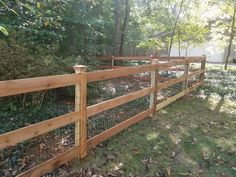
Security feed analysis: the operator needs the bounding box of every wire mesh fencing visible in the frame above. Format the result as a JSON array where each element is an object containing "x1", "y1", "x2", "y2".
[
  {"x1": 0, "y1": 88, "x2": 75, "y2": 176},
  {"x1": 87, "y1": 72, "x2": 151, "y2": 106},
  {"x1": 87, "y1": 71, "x2": 151, "y2": 138},
  {"x1": 88, "y1": 96, "x2": 150, "y2": 138}
]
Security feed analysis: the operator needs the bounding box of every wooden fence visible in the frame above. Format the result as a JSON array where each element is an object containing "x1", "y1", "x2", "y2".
[{"x1": 0, "y1": 56, "x2": 206, "y2": 177}]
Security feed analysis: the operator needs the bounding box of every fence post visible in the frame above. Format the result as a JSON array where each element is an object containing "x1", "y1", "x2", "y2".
[
  {"x1": 183, "y1": 58, "x2": 190, "y2": 95},
  {"x1": 150, "y1": 59, "x2": 159, "y2": 117},
  {"x1": 73, "y1": 65, "x2": 88, "y2": 159},
  {"x1": 200, "y1": 55, "x2": 206, "y2": 82},
  {"x1": 111, "y1": 56, "x2": 114, "y2": 69}
]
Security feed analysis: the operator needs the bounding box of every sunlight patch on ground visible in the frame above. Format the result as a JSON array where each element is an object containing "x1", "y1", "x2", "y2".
[{"x1": 146, "y1": 132, "x2": 159, "y2": 141}]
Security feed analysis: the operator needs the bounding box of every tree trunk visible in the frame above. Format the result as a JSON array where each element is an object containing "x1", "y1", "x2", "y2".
[
  {"x1": 113, "y1": 0, "x2": 122, "y2": 56},
  {"x1": 225, "y1": 5, "x2": 236, "y2": 70},
  {"x1": 178, "y1": 29, "x2": 181, "y2": 56},
  {"x1": 168, "y1": 0, "x2": 185, "y2": 57},
  {"x1": 119, "y1": 0, "x2": 130, "y2": 56},
  {"x1": 185, "y1": 44, "x2": 189, "y2": 56}
]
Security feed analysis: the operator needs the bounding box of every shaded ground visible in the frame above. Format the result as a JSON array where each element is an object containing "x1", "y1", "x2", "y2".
[
  {"x1": 62, "y1": 63, "x2": 236, "y2": 177},
  {"x1": 66, "y1": 95, "x2": 235, "y2": 177}
]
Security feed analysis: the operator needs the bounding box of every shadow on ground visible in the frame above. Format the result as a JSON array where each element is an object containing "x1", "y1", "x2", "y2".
[{"x1": 63, "y1": 94, "x2": 236, "y2": 177}]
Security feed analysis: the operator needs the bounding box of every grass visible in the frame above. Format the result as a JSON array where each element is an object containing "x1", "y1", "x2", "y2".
[{"x1": 64, "y1": 63, "x2": 236, "y2": 177}]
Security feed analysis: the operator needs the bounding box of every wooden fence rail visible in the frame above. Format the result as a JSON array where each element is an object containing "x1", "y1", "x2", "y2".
[{"x1": 0, "y1": 56, "x2": 206, "y2": 177}]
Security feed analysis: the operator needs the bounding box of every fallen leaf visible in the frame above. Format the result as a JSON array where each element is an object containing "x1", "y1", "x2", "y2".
[
  {"x1": 166, "y1": 168, "x2": 171, "y2": 176},
  {"x1": 132, "y1": 148, "x2": 139, "y2": 155},
  {"x1": 39, "y1": 143, "x2": 46, "y2": 151}
]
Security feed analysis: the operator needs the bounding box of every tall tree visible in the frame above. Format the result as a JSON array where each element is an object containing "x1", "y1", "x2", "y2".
[
  {"x1": 168, "y1": 0, "x2": 185, "y2": 56},
  {"x1": 225, "y1": 4, "x2": 236, "y2": 70},
  {"x1": 113, "y1": 0, "x2": 122, "y2": 56},
  {"x1": 119, "y1": 0, "x2": 130, "y2": 56}
]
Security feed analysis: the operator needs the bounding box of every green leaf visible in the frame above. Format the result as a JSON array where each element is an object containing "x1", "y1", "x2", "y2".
[
  {"x1": 0, "y1": 26, "x2": 9, "y2": 36},
  {"x1": 37, "y1": 2, "x2": 41, "y2": 8},
  {"x1": 10, "y1": 9, "x2": 19, "y2": 16},
  {"x1": 21, "y1": 3, "x2": 36, "y2": 14},
  {"x1": 0, "y1": 0, "x2": 8, "y2": 9}
]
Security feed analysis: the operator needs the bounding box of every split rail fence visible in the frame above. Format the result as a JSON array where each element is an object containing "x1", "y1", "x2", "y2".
[{"x1": 0, "y1": 56, "x2": 206, "y2": 177}]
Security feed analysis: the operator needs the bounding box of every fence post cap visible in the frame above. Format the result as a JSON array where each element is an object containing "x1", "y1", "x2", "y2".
[
  {"x1": 151, "y1": 59, "x2": 159, "y2": 64},
  {"x1": 73, "y1": 65, "x2": 88, "y2": 73}
]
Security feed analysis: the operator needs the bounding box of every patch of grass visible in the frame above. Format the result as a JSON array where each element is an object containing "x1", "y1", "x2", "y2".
[{"x1": 70, "y1": 96, "x2": 236, "y2": 177}]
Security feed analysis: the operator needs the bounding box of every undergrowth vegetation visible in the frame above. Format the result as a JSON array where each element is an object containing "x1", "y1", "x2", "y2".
[{"x1": 199, "y1": 64, "x2": 236, "y2": 100}]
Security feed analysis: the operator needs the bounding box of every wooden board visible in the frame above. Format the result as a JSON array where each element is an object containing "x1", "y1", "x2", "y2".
[
  {"x1": 159, "y1": 66, "x2": 184, "y2": 71},
  {"x1": 186, "y1": 81, "x2": 203, "y2": 94},
  {"x1": 0, "y1": 74, "x2": 81, "y2": 97},
  {"x1": 158, "y1": 76, "x2": 186, "y2": 90},
  {"x1": 159, "y1": 60, "x2": 188, "y2": 69},
  {"x1": 87, "y1": 108, "x2": 153, "y2": 148},
  {"x1": 79, "y1": 73, "x2": 88, "y2": 158},
  {"x1": 156, "y1": 90, "x2": 185, "y2": 111},
  {"x1": 189, "y1": 57, "x2": 206, "y2": 63},
  {"x1": 86, "y1": 64, "x2": 155, "y2": 82},
  {"x1": 156, "y1": 56, "x2": 204, "y2": 61},
  {"x1": 200, "y1": 59, "x2": 206, "y2": 81},
  {"x1": 17, "y1": 146, "x2": 79, "y2": 177},
  {"x1": 96, "y1": 56, "x2": 113, "y2": 60},
  {"x1": 97, "y1": 56, "x2": 205, "y2": 61},
  {"x1": 113, "y1": 56, "x2": 152, "y2": 60},
  {"x1": 99, "y1": 65, "x2": 130, "y2": 69},
  {"x1": 150, "y1": 60, "x2": 158, "y2": 117},
  {"x1": 87, "y1": 86, "x2": 154, "y2": 117},
  {"x1": 97, "y1": 56, "x2": 152, "y2": 61},
  {"x1": 0, "y1": 111, "x2": 79, "y2": 150},
  {"x1": 188, "y1": 69, "x2": 204, "y2": 78}
]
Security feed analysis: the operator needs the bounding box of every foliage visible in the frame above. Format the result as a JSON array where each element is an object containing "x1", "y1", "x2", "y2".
[
  {"x1": 135, "y1": 0, "x2": 209, "y2": 55},
  {"x1": 208, "y1": 0, "x2": 236, "y2": 48},
  {"x1": 137, "y1": 38, "x2": 164, "y2": 51},
  {"x1": 174, "y1": 22, "x2": 208, "y2": 55},
  {"x1": 199, "y1": 64, "x2": 236, "y2": 100}
]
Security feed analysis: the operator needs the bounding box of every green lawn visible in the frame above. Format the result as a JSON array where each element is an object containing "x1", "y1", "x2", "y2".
[{"x1": 65, "y1": 64, "x2": 236, "y2": 177}]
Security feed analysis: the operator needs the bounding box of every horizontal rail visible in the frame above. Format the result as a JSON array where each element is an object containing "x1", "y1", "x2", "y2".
[
  {"x1": 0, "y1": 74, "x2": 81, "y2": 97},
  {"x1": 97, "y1": 56, "x2": 113, "y2": 60},
  {"x1": 86, "y1": 64, "x2": 155, "y2": 82},
  {"x1": 156, "y1": 90, "x2": 186, "y2": 110},
  {"x1": 157, "y1": 56, "x2": 205, "y2": 62},
  {"x1": 159, "y1": 66, "x2": 184, "y2": 71},
  {"x1": 99, "y1": 66, "x2": 130, "y2": 69},
  {"x1": 88, "y1": 108, "x2": 153, "y2": 148},
  {"x1": 87, "y1": 86, "x2": 154, "y2": 117},
  {"x1": 97, "y1": 56, "x2": 206, "y2": 62},
  {"x1": 189, "y1": 57, "x2": 206, "y2": 63},
  {"x1": 188, "y1": 69, "x2": 204, "y2": 78},
  {"x1": 97, "y1": 56, "x2": 152, "y2": 61},
  {"x1": 158, "y1": 76, "x2": 186, "y2": 90},
  {"x1": 0, "y1": 111, "x2": 79, "y2": 150},
  {"x1": 186, "y1": 81, "x2": 203, "y2": 94},
  {"x1": 159, "y1": 60, "x2": 188, "y2": 69},
  {"x1": 156, "y1": 81, "x2": 203, "y2": 111},
  {"x1": 17, "y1": 146, "x2": 79, "y2": 177},
  {"x1": 112, "y1": 56, "x2": 152, "y2": 60}
]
